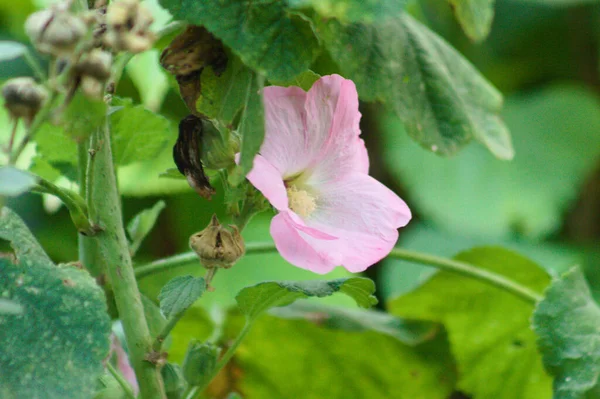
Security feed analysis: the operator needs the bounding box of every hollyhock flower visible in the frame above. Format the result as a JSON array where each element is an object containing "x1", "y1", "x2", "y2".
[{"x1": 245, "y1": 74, "x2": 412, "y2": 274}]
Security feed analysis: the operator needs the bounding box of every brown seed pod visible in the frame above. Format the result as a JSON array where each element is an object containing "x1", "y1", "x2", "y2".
[{"x1": 189, "y1": 215, "x2": 245, "y2": 269}]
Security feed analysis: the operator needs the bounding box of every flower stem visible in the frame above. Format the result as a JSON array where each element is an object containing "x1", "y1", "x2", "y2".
[
  {"x1": 90, "y1": 120, "x2": 166, "y2": 399},
  {"x1": 106, "y1": 362, "x2": 136, "y2": 399}
]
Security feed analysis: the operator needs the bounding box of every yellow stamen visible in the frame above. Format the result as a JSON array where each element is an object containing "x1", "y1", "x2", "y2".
[{"x1": 287, "y1": 186, "x2": 316, "y2": 218}]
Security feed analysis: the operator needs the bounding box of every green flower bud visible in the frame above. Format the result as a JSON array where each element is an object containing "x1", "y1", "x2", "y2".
[
  {"x1": 1, "y1": 77, "x2": 48, "y2": 125},
  {"x1": 182, "y1": 341, "x2": 220, "y2": 387},
  {"x1": 189, "y1": 215, "x2": 245, "y2": 269},
  {"x1": 201, "y1": 120, "x2": 235, "y2": 170},
  {"x1": 161, "y1": 363, "x2": 185, "y2": 399},
  {"x1": 25, "y1": 9, "x2": 86, "y2": 56}
]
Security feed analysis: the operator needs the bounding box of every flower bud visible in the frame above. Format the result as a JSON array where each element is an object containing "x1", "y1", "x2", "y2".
[
  {"x1": 25, "y1": 9, "x2": 87, "y2": 56},
  {"x1": 189, "y1": 215, "x2": 245, "y2": 269},
  {"x1": 182, "y1": 341, "x2": 220, "y2": 387},
  {"x1": 2, "y1": 78, "x2": 48, "y2": 125},
  {"x1": 104, "y1": 0, "x2": 155, "y2": 53},
  {"x1": 161, "y1": 363, "x2": 185, "y2": 399}
]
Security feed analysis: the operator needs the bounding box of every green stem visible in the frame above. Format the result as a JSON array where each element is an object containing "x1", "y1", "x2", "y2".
[
  {"x1": 23, "y1": 49, "x2": 47, "y2": 82},
  {"x1": 106, "y1": 362, "x2": 136, "y2": 399},
  {"x1": 134, "y1": 242, "x2": 276, "y2": 279},
  {"x1": 136, "y1": 243, "x2": 542, "y2": 304},
  {"x1": 388, "y1": 248, "x2": 543, "y2": 304},
  {"x1": 90, "y1": 120, "x2": 166, "y2": 399},
  {"x1": 152, "y1": 311, "x2": 186, "y2": 352}
]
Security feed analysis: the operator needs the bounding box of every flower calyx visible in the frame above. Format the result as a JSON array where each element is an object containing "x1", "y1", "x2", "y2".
[
  {"x1": 1, "y1": 78, "x2": 48, "y2": 125},
  {"x1": 25, "y1": 7, "x2": 87, "y2": 57},
  {"x1": 189, "y1": 214, "x2": 245, "y2": 270}
]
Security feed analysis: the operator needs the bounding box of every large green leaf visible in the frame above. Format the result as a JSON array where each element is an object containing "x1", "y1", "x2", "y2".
[
  {"x1": 532, "y1": 267, "x2": 600, "y2": 399},
  {"x1": 286, "y1": 0, "x2": 406, "y2": 23},
  {"x1": 389, "y1": 247, "x2": 552, "y2": 399},
  {"x1": 222, "y1": 313, "x2": 456, "y2": 398},
  {"x1": 380, "y1": 85, "x2": 600, "y2": 239},
  {"x1": 159, "y1": 0, "x2": 321, "y2": 81},
  {"x1": 0, "y1": 208, "x2": 111, "y2": 399},
  {"x1": 318, "y1": 13, "x2": 512, "y2": 158},
  {"x1": 448, "y1": 0, "x2": 495, "y2": 41},
  {"x1": 236, "y1": 278, "x2": 377, "y2": 321}
]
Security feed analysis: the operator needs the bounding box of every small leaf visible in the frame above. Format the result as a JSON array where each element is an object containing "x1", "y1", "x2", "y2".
[
  {"x1": 62, "y1": 92, "x2": 108, "y2": 141},
  {"x1": 532, "y1": 267, "x2": 600, "y2": 399},
  {"x1": 158, "y1": 275, "x2": 206, "y2": 319},
  {"x1": 0, "y1": 298, "x2": 23, "y2": 315},
  {"x1": 159, "y1": 0, "x2": 321, "y2": 81},
  {"x1": 448, "y1": 0, "x2": 495, "y2": 42},
  {"x1": 0, "y1": 166, "x2": 37, "y2": 197},
  {"x1": 318, "y1": 13, "x2": 512, "y2": 158},
  {"x1": 159, "y1": 168, "x2": 187, "y2": 180},
  {"x1": 0, "y1": 41, "x2": 27, "y2": 62},
  {"x1": 127, "y1": 200, "x2": 166, "y2": 256},
  {"x1": 0, "y1": 209, "x2": 111, "y2": 399},
  {"x1": 236, "y1": 278, "x2": 378, "y2": 321},
  {"x1": 286, "y1": 0, "x2": 406, "y2": 24},
  {"x1": 269, "y1": 70, "x2": 320, "y2": 91},
  {"x1": 230, "y1": 72, "x2": 265, "y2": 185},
  {"x1": 111, "y1": 98, "x2": 173, "y2": 166}
]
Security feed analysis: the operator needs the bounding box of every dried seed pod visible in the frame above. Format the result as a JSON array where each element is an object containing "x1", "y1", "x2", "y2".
[
  {"x1": 2, "y1": 78, "x2": 48, "y2": 125},
  {"x1": 189, "y1": 215, "x2": 245, "y2": 269},
  {"x1": 76, "y1": 49, "x2": 112, "y2": 81},
  {"x1": 104, "y1": 0, "x2": 155, "y2": 53},
  {"x1": 25, "y1": 9, "x2": 87, "y2": 56},
  {"x1": 173, "y1": 115, "x2": 215, "y2": 199}
]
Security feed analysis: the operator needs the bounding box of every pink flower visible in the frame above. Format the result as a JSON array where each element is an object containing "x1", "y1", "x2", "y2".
[{"x1": 246, "y1": 74, "x2": 411, "y2": 274}]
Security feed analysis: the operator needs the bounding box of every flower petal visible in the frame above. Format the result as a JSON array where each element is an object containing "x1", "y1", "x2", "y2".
[
  {"x1": 270, "y1": 211, "x2": 339, "y2": 274},
  {"x1": 245, "y1": 154, "x2": 288, "y2": 211},
  {"x1": 259, "y1": 85, "x2": 310, "y2": 178}
]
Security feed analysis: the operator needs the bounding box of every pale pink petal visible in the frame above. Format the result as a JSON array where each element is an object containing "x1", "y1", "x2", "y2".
[
  {"x1": 270, "y1": 211, "x2": 338, "y2": 274},
  {"x1": 110, "y1": 335, "x2": 139, "y2": 395},
  {"x1": 356, "y1": 139, "x2": 369, "y2": 174},
  {"x1": 245, "y1": 154, "x2": 289, "y2": 211},
  {"x1": 259, "y1": 85, "x2": 310, "y2": 178}
]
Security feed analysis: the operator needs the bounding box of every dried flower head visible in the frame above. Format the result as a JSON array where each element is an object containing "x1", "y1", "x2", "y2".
[
  {"x1": 104, "y1": 0, "x2": 155, "y2": 53},
  {"x1": 2, "y1": 78, "x2": 48, "y2": 125},
  {"x1": 25, "y1": 9, "x2": 87, "y2": 56},
  {"x1": 189, "y1": 215, "x2": 245, "y2": 269},
  {"x1": 74, "y1": 49, "x2": 112, "y2": 98}
]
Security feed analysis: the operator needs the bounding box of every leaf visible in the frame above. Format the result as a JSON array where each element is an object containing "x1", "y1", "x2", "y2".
[
  {"x1": 0, "y1": 210, "x2": 111, "y2": 399},
  {"x1": 62, "y1": 92, "x2": 108, "y2": 141},
  {"x1": 379, "y1": 85, "x2": 600, "y2": 239},
  {"x1": 0, "y1": 166, "x2": 37, "y2": 196},
  {"x1": 0, "y1": 298, "x2": 23, "y2": 315},
  {"x1": 269, "y1": 69, "x2": 320, "y2": 91},
  {"x1": 126, "y1": 50, "x2": 170, "y2": 111},
  {"x1": 532, "y1": 267, "x2": 600, "y2": 399},
  {"x1": 196, "y1": 55, "x2": 253, "y2": 123},
  {"x1": 448, "y1": 0, "x2": 495, "y2": 41},
  {"x1": 389, "y1": 247, "x2": 552, "y2": 399},
  {"x1": 236, "y1": 277, "x2": 377, "y2": 321},
  {"x1": 230, "y1": 72, "x2": 265, "y2": 184},
  {"x1": 110, "y1": 98, "x2": 173, "y2": 166},
  {"x1": 159, "y1": 168, "x2": 187, "y2": 180},
  {"x1": 223, "y1": 312, "x2": 456, "y2": 398},
  {"x1": 158, "y1": 275, "x2": 206, "y2": 319},
  {"x1": 0, "y1": 41, "x2": 27, "y2": 61},
  {"x1": 317, "y1": 13, "x2": 512, "y2": 159},
  {"x1": 286, "y1": 0, "x2": 406, "y2": 23},
  {"x1": 159, "y1": 0, "x2": 321, "y2": 81},
  {"x1": 127, "y1": 200, "x2": 166, "y2": 256},
  {"x1": 270, "y1": 302, "x2": 437, "y2": 346}
]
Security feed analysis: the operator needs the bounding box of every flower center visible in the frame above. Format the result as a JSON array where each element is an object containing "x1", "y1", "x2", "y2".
[{"x1": 286, "y1": 185, "x2": 316, "y2": 218}]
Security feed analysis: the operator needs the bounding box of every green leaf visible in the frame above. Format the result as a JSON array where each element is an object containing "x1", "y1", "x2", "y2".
[
  {"x1": 286, "y1": 0, "x2": 406, "y2": 23},
  {"x1": 0, "y1": 41, "x2": 27, "y2": 61},
  {"x1": 159, "y1": 168, "x2": 186, "y2": 180},
  {"x1": 110, "y1": 98, "x2": 173, "y2": 166},
  {"x1": 0, "y1": 298, "x2": 23, "y2": 315},
  {"x1": 0, "y1": 209, "x2": 111, "y2": 399},
  {"x1": 196, "y1": 55, "x2": 253, "y2": 124},
  {"x1": 127, "y1": 200, "x2": 166, "y2": 256},
  {"x1": 230, "y1": 72, "x2": 265, "y2": 184},
  {"x1": 236, "y1": 278, "x2": 377, "y2": 321},
  {"x1": 269, "y1": 69, "x2": 320, "y2": 91},
  {"x1": 62, "y1": 92, "x2": 108, "y2": 141},
  {"x1": 223, "y1": 312, "x2": 456, "y2": 398},
  {"x1": 126, "y1": 50, "x2": 169, "y2": 111},
  {"x1": 318, "y1": 13, "x2": 512, "y2": 159},
  {"x1": 158, "y1": 275, "x2": 206, "y2": 319},
  {"x1": 448, "y1": 0, "x2": 495, "y2": 41},
  {"x1": 271, "y1": 302, "x2": 437, "y2": 346},
  {"x1": 0, "y1": 207, "x2": 53, "y2": 266},
  {"x1": 0, "y1": 166, "x2": 37, "y2": 196},
  {"x1": 389, "y1": 247, "x2": 552, "y2": 399},
  {"x1": 159, "y1": 0, "x2": 321, "y2": 81},
  {"x1": 380, "y1": 85, "x2": 600, "y2": 239},
  {"x1": 141, "y1": 294, "x2": 168, "y2": 338},
  {"x1": 532, "y1": 267, "x2": 600, "y2": 399}
]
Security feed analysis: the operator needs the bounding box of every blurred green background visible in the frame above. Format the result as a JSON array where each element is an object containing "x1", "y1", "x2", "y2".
[{"x1": 2, "y1": 0, "x2": 600, "y2": 306}]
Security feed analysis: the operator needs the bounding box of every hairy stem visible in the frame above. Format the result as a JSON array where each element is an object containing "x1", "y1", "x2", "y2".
[{"x1": 89, "y1": 120, "x2": 166, "y2": 399}]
